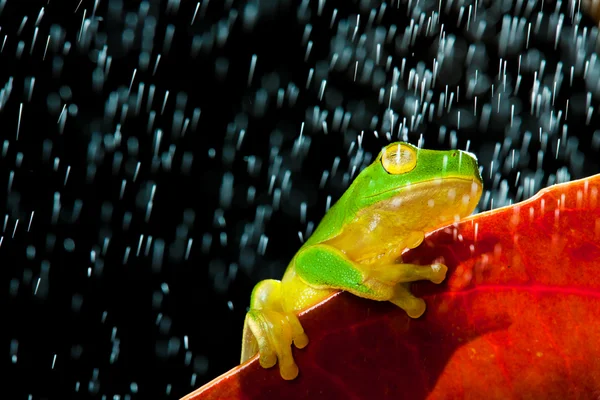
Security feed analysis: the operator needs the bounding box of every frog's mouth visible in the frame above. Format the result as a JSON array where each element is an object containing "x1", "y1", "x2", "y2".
[{"x1": 366, "y1": 176, "x2": 482, "y2": 200}]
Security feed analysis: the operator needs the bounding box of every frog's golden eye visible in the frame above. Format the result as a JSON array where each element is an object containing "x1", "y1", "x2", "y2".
[{"x1": 381, "y1": 143, "x2": 417, "y2": 175}]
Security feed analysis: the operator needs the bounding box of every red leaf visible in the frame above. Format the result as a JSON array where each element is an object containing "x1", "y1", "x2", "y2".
[{"x1": 183, "y1": 174, "x2": 600, "y2": 400}]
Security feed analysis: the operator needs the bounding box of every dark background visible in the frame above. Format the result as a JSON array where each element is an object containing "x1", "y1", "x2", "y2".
[{"x1": 2, "y1": 0, "x2": 599, "y2": 398}]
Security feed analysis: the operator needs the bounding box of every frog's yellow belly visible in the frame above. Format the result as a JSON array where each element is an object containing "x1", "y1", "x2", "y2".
[{"x1": 324, "y1": 224, "x2": 424, "y2": 266}]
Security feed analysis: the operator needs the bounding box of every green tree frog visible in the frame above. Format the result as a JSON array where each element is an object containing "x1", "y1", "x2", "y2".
[{"x1": 241, "y1": 142, "x2": 483, "y2": 380}]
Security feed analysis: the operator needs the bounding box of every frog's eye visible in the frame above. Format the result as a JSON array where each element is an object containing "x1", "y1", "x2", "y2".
[{"x1": 381, "y1": 143, "x2": 417, "y2": 175}]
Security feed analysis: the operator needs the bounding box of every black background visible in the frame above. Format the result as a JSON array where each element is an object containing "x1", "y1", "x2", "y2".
[{"x1": 2, "y1": 0, "x2": 599, "y2": 398}]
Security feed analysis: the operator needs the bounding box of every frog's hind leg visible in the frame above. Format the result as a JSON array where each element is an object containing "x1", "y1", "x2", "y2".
[{"x1": 241, "y1": 279, "x2": 308, "y2": 380}]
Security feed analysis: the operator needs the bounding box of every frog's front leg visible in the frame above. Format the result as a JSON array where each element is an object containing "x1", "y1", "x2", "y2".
[{"x1": 295, "y1": 244, "x2": 447, "y2": 318}]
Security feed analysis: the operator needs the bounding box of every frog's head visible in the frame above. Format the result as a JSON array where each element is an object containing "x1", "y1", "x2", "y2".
[{"x1": 349, "y1": 142, "x2": 483, "y2": 232}]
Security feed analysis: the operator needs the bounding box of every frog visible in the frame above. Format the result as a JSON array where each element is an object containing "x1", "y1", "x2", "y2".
[{"x1": 240, "y1": 141, "x2": 483, "y2": 380}]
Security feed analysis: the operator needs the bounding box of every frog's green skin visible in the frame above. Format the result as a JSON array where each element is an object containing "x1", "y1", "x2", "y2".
[{"x1": 241, "y1": 142, "x2": 483, "y2": 380}]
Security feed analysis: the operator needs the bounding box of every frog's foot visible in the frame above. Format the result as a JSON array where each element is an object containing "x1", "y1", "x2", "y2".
[
  {"x1": 244, "y1": 308, "x2": 308, "y2": 380},
  {"x1": 359, "y1": 263, "x2": 447, "y2": 318},
  {"x1": 367, "y1": 262, "x2": 448, "y2": 286}
]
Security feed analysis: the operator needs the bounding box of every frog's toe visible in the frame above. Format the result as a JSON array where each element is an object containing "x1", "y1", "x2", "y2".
[
  {"x1": 366, "y1": 262, "x2": 448, "y2": 286},
  {"x1": 293, "y1": 332, "x2": 309, "y2": 349},
  {"x1": 429, "y1": 263, "x2": 448, "y2": 284},
  {"x1": 246, "y1": 310, "x2": 279, "y2": 368},
  {"x1": 390, "y1": 283, "x2": 427, "y2": 318},
  {"x1": 259, "y1": 350, "x2": 277, "y2": 369},
  {"x1": 286, "y1": 313, "x2": 309, "y2": 349},
  {"x1": 401, "y1": 296, "x2": 426, "y2": 318},
  {"x1": 280, "y1": 359, "x2": 299, "y2": 380},
  {"x1": 278, "y1": 342, "x2": 300, "y2": 380}
]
